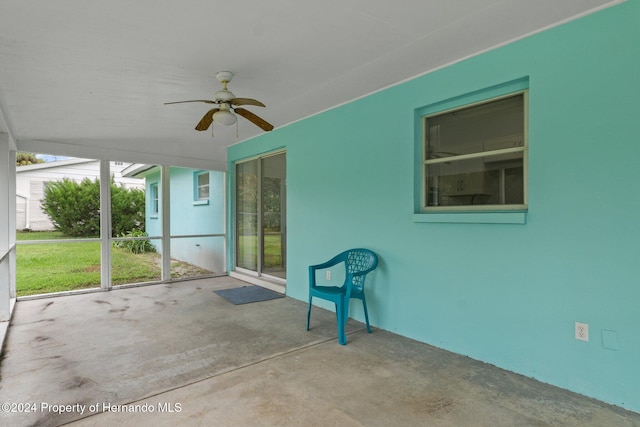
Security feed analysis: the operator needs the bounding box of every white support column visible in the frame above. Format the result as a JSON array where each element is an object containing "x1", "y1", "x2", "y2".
[
  {"x1": 161, "y1": 165, "x2": 171, "y2": 281},
  {"x1": 8, "y1": 147, "x2": 16, "y2": 299},
  {"x1": 100, "y1": 160, "x2": 112, "y2": 289},
  {"x1": 0, "y1": 134, "x2": 13, "y2": 321}
]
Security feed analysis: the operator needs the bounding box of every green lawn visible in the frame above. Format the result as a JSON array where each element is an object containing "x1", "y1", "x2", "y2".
[
  {"x1": 16, "y1": 231, "x2": 209, "y2": 296},
  {"x1": 237, "y1": 233, "x2": 284, "y2": 270},
  {"x1": 16, "y1": 230, "x2": 77, "y2": 240},
  {"x1": 263, "y1": 233, "x2": 284, "y2": 267}
]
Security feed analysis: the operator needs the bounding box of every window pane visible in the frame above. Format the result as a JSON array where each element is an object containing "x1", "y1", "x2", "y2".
[
  {"x1": 426, "y1": 152, "x2": 524, "y2": 207},
  {"x1": 426, "y1": 94, "x2": 524, "y2": 160},
  {"x1": 151, "y1": 183, "x2": 159, "y2": 215},
  {"x1": 197, "y1": 172, "x2": 210, "y2": 200},
  {"x1": 261, "y1": 154, "x2": 286, "y2": 279},
  {"x1": 236, "y1": 160, "x2": 258, "y2": 271}
]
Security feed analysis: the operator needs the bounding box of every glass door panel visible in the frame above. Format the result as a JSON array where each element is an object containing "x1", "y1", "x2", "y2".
[
  {"x1": 261, "y1": 154, "x2": 286, "y2": 279},
  {"x1": 236, "y1": 160, "x2": 258, "y2": 271},
  {"x1": 235, "y1": 152, "x2": 286, "y2": 281}
]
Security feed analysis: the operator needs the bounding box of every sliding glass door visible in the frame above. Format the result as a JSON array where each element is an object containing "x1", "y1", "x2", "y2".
[{"x1": 235, "y1": 152, "x2": 286, "y2": 281}]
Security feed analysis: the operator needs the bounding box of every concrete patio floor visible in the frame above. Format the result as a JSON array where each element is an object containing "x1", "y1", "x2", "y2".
[{"x1": 0, "y1": 277, "x2": 638, "y2": 427}]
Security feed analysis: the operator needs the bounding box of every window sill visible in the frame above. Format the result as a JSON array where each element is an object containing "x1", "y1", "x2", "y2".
[
  {"x1": 150, "y1": 215, "x2": 159, "y2": 219},
  {"x1": 193, "y1": 200, "x2": 209, "y2": 206},
  {"x1": 412, "y1": 211, "x2": 527, "y2": 224}
]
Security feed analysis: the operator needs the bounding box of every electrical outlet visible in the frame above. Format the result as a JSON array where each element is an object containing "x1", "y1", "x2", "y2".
[
  {"x1": 575, "y1": 322, "x2": 589, "y2": 342},
  {"x1": 325, "y1": 270, "x2": 331, "y2": 281}
]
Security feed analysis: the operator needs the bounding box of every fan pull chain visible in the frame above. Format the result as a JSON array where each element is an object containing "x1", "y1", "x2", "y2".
[{"x1": 236, "y1": 120, "x2": 239, "y2": 138}]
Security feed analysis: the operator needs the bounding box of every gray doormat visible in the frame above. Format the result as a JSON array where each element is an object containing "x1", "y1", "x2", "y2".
[{"x1": 214, "y1": 285, "x2": 284, "y2": 305}]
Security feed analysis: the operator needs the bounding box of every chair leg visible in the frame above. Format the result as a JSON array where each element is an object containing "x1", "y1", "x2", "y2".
[
  {"x1": 306, "y1": 296, "x2": 312, "y2": 331},
  {"x1": 337, "y1": 299, "x2": 347, "y2": 345},
  {"x1": 361, "y1": 295, "x2": 371, "y2": 333}
]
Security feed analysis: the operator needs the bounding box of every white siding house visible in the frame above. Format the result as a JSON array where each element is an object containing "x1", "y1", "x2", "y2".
[{"x1": 16, "y1": 158, "x2": 143, "y2": 231}]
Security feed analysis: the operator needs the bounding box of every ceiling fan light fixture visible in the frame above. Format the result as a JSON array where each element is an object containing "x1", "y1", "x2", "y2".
[{"x1": 213, "y1": 109, "x2": 237, "y2": 126}]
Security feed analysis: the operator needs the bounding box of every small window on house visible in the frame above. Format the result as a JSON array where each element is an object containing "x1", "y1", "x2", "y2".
[
  {"x1": 195, "y1": 171, "x2": 210, "y2": 201},
  {"x1": 423, "y1": 92, "x2": 527, "y2": 211},
  {"x1": 150, "y1": 183, "x2": 159, "y2": 216}
]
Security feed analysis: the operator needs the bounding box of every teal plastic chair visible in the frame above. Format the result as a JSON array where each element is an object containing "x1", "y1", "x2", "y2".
[{"x1": 306, "y1": 248, "x2": 378, "y2": 345}]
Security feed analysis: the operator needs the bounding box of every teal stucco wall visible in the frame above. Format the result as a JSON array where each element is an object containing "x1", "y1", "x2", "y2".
[{"x1": 228, "y1": 1, "x2": 640, "y2": 412}]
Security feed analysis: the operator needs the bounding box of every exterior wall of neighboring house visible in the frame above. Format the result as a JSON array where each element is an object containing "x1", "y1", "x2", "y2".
[
  {"x1": 227, "y1": 1, "x2": 640, "y2": 413},
  {"x1": 15, "y1": 159, "x2": 143, "y2": 231},
  {"x1": 142, "y1": 166, "x2": 225, "y2": 274}
]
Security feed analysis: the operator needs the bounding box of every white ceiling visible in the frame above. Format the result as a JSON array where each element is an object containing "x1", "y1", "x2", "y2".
[{"x1": 0, "y1": 0, "x2": 620, "y2": 170}]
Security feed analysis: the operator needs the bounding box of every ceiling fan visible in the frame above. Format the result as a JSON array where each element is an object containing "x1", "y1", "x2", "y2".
[{"x1": 165, "y1": 71, "x2": 274, "y2": 134}]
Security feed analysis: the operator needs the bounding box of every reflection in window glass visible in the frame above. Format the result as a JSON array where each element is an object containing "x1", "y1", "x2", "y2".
[
  {"x1": 236, "y1": 160, "x2": 258, "y2": 271},
  {"x1": 150, "y1": 183, "x2": 159, "y2": 216},
  {"x1": 424, "y1": 93, "x2": 526, "y2": 210},
  {"x1": 261, "y1": 155, "x2": 286, "y2": 279},
  {"x1": 196, "y1": 172, "x2": 210, "y2": 201}
]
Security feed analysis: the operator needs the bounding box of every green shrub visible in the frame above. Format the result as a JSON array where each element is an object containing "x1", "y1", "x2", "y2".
[
  {"x1": 41, "y1": 177, "x2": 146, "y2": 237},
  {"x1": 41, "y1": 178, "x2": 101, "y2": 236},
  {"x1": 111, "y1": 184, "x2": 146, "y2": 236}
]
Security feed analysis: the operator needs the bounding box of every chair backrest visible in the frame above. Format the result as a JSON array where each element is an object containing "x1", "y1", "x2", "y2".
[{"x1": 344, "y1": 248, "x2": 378, "y2": 291}]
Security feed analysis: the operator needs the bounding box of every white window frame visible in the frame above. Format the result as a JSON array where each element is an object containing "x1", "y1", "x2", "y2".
[
  {"x1": 422, "y1": 91, "x2": 528, "y2": 213},
  {"x1": 195, "y1": 171, "x2": 210, "y2": 202}
]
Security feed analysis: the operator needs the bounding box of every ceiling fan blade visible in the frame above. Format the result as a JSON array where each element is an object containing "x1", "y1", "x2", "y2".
[
  {"x1": 165, "y1": 100, "x2": 216, "y2": 105},
  {"x1": 230, "y1": 98, "x2": 265, "y2": 107},
  {"x1": 195, "y1": 108, "x2": 219, "y2": 131},
  {"x1": 234, "y1": 108, "x2": 274, "y2": 131}
]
